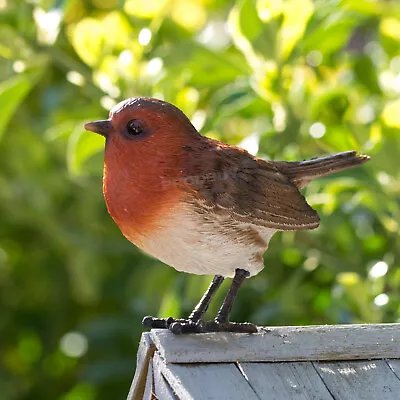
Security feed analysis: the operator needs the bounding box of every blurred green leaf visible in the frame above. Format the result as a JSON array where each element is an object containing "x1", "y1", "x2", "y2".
[
  {"x1": 280, "y1": 0, "x2": 314, "y2": 60},
  {"x1": 353, "y1": 56, "x2": 381, "y2": 94},
  {"x1": 0, "y1": 72, "x2": 41, "y2": 141},
  {"x1": 302, "y1": 11, "x2": 360, "y2": 55},
  {"x1": 67, "y1": 125, "x2": 106, "y2": 175},
  {"x1": 310, "y1": 88, "x2": 350, "y2": 125}
]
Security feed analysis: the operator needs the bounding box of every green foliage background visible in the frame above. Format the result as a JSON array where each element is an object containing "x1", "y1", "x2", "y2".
[{"x1": 1, "y1": 0, "x2": 400, "y2": 399}]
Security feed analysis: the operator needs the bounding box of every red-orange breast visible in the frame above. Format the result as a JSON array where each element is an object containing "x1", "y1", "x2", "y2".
[{"x1": 84, "y1": 97, "x2": 370, "y2": 278}]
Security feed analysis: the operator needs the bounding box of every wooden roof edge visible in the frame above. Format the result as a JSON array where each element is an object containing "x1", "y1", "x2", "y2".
[
  {"x1": 127, "y1": 332, "x2": 156, "y2": 400},
  {"x1": 147, "y1": 323, "x2": 400, "y2": 364}
]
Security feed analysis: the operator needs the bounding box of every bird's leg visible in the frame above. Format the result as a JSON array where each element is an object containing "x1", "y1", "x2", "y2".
[
  {"x1": 142, "y1": 275, "x2": 224, "y2": 333},
  {"x1": 215, "y1": 268, "x2": 249, "y2": 323},
  {"x1": 200, "y1": 268, "x2": 258, "y2": 333},
  {"x1": 143, "y1": 270, "x2": 257, "y2": 334},
  {"x1": 167, "y1": 275, "x2": 225, "y2": 334},
  {"x1": 188, "y1": 275, "x2": 225, "y2": 322}
]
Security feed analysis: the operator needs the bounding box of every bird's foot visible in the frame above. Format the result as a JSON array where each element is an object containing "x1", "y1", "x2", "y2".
[
  {"x1": 199, "y1": 320, "x2": 258, "y2": 334},
  {"x1": 169, "y1": 320, "x2": 258, "y2": 334},
  {"x1": 142, "y1": 316, "x2": 257, "y2": 334},
  {"x1": 142, "y1": 315, "x2": 183, "y2": 329},
  {"x1": 142, "y1": 316, "x2": 200, "y2": 333}
]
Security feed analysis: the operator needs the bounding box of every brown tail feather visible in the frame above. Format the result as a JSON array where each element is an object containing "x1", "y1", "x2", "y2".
[{"x1": 274, "y1": 151, "x2": 370, "y2": 188}]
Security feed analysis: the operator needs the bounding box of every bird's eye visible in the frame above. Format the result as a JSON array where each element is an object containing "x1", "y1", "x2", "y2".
[{"x1": 126, "y1": 119, "x2": 145, "y2": 137}]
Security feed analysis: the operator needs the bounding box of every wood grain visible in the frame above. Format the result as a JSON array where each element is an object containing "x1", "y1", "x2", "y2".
[
  {"x1": 153, "y1": 353, "x2": 177, "y2": 399},
  {"x1": 158, "y1": 357, "x2": 258, "y2": 399},
  {"x1": 150, "y1": 323, "x2": 400, "y2": 364},
  {"x1": 387, "y1": 359, "x2": 400, "y2": 381},
  {"x1": 126, "y1": 332, "x2": 155, "y2": 400},
  {"x1": 314, "y1": 360, "x2": 400, "y2": 400},
  {"x1": 238, "y1": 361, "x2": 333, "y2": 399},
  {"x1": 143, "y1": 359, "x2": 154, "y2": 400}
]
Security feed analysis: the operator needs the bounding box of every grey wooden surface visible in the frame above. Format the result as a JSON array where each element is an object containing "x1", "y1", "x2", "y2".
[
  {"x1": 127, "y1": 323, "x2": 400, "y2": 400},
  {"x1": 314, "y1": 360, "x2": 400, "y2": 400},
  {"x1": 238, "y1": 361, "x2": 333, "y2": 399},
  {"x1": 153, "y1": 353, "x2": 176, "y2": 400},
  {"x1": 127, "y1": 332, "x2": 155, "y2": 400},
  {"x1": 149, "y1": 323, "x2": 400, "y2": 363}
]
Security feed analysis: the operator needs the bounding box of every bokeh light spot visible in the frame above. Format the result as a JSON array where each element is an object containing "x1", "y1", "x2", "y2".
[
  {"x1": 239, "y1": 133, "x2": 259, "y2": 156},
  {"x1": 197, "y1": 21, "x2": 231, "y2": 50},
  {"x1": 369, "y1": 261, "x2": 388, "y2": 279},
  {"x1": 306, "y1": 50, "x2": 323, "y2": 67},
  {"x1": 309, "y1": 122, "x2": 326, "y2": 138},
  {"x1": 118, "y1": 50, "x2": 134, "y2": 66},
  {"x1": 390, "y1": 56, "x2": 400, "y2": 73},
  {"x1": 60, "y1": 332, "x2": 88, "y2": 358},
  {"x1": 374, "y1": 293, "x2": 389, "y2": 306},
  {"x1": 146, "y1": 57, "x2": 163, "y2": 76},
  {"x1": 138, "y1": 28, "x2": 152, "y2": 46},
  {"x1": 100, "y1": 96, "x2": 117, "y2": 110},
  {"x1": 191, "y1": 110, "x2": 206, "y2": 131},
  {"x1": 67, "y1": 71, "x2": 85, "y2": 86},
  {"x1": 13, "y1": 60, "x2": 26, "y2": 73},
  {"x1": 356, "y1": 104, "x2": 375, "y2": 124}
]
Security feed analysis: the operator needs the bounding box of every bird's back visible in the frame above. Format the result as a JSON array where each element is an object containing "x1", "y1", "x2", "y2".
[{"x1": 182, "y1": 139, "x2": 321, "y2": 232}]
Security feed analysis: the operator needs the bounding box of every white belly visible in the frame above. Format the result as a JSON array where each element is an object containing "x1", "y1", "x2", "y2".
[{"x1": 139, "y1": 205, "x2": 276, "y2": 278}]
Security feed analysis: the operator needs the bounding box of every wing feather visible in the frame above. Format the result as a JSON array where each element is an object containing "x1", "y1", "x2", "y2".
[{"x1": 183, "y1": 141, "x2": 320, "y2": 231}]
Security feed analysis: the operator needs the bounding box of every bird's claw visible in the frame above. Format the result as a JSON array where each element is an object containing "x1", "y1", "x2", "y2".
[
  {"x1": 142, "y1": 316, "x2": 257, "y2": 334},
  {"x1": 199, "y1": 320, "x2": 258, "y2": 334},
  {"x1": 142, "y1": 316, "x2": 187, "y2": 329}
]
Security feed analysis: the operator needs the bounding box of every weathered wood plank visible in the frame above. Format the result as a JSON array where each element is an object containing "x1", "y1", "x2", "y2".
[
  {"x1": 158, "y1": 359, "x2": 258, "y2": 399},
  {"x1": 155, "y1": 371, "x2": 177, "y2": 399},
  {"x1": 153, "y1": 353, "x2": 177, "y2": 399},
  {"x1": 149, "y1": 324, "x2": 400, "y2": 363},
  {"x1": 143, "y1": 359, "x2": 154, "y2": 400},
  {"x1": 314, "y1": 360, "x2": 400, "y2": 400},
  {"x1": 239, "y1": 361, "x2": 334, "y2": 400},
  {"x1": 387, "y1": 359, "x2": 400, "y2": 381},
  {"x1": 127, "y1": 332, "x2": 155, "y2": 400}
]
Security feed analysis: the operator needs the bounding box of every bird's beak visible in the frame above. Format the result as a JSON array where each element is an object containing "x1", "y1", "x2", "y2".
[{"x1": 84, "y1": 119, "x2": 113, "y2": 137}]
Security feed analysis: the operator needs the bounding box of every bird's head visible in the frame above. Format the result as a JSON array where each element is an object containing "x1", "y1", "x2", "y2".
[
  {"x1": 84, "y1": 97, "x2": 201, "y2": 154},
  {"x1": 84, "y1": 97, "x2": 203, "y2": 226}
]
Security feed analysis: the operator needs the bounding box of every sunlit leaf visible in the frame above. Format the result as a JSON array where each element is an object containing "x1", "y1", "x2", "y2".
[
  {"x1": 171, "y1": 0, "x2": 207, "y2": 31},
  {"x1": 280, "y1": 0, "x2": 314, "y2": 60},
  {"x1": 124, "y1": 0, "x2": 169, "y2": 19},
  {"x1": 68, "y1": 18, "x2": 104, "y2": 66},
  {"x1": 382, "y1": 99, "x2": 400, "y2": 128},
  {"x1": 342, "y1": 0, "x2": 381, "y2": 16},
  {"x1": 337, "y1": 272, "x2": 360, "y2": 286},
  {"x1": 68, "y1": 12, "x2": 134, "y2": 67},
  {"x1": 380, "y1": 17, "x2": 400, "y2": 41},
  {"x1": 228, "y1": 0, "x2": 278, "y2": 68}
]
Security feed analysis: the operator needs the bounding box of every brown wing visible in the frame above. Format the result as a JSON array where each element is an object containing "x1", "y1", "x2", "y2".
[{"x1": 182, "y1": 140, "x2": 320, "y2": 231}]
